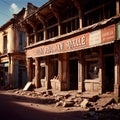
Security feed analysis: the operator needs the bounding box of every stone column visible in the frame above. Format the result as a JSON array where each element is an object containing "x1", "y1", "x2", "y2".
[
  {"x1": 8, "y1": 26, "x2": 14, "y2": 53},
  {"x1": 45, "y1": 57, "x2": 51, "y2": 89},
  {"x1": 26, "y1": 58, "x2": 33, "y2": 82},
  {"x1": 114, "y1": 42, "x2": 120, "y2": 97},
  {"x1": 78, "y1": 51, "x2": 84, "y2": 92},
  {"x1": 8, "y1": 56, "x2": 15, "y2": 88},
  {"x1": 35, "y1": 57, "x2": 40, "y2": 88},
  {"x1": 99, "y1": 47, "x2": 103, "y2": 94},
  {"x1": 59, "y1": 53, "x2": 69, "y2": 91}
]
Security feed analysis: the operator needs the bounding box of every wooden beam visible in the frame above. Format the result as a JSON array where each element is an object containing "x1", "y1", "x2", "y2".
[
  {"x1": 49, "y1": 4, "x2": 61, "y2": 21},
  {"x1": 36, "y1": 13, "x2": 46, "y2": 26},
  {"x1": 71, "y1": 0, "x2": 81, "y2": 10},
  {"x1": 116, "y1": 0, "x2": 120, "y2": 15}
]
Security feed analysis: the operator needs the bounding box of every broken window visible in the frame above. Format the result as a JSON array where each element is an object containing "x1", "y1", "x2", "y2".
[{"x1": 85, "y1": 61, "x2": 99, "y2": 79}]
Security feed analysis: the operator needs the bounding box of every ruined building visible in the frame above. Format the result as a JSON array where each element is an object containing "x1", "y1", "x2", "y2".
[
  {"x1": 0, "y1": 8, "x2": 27, "y2": 89},
  {"x1": 20, "y1": 0, "x2": 120, "y2": 97}
]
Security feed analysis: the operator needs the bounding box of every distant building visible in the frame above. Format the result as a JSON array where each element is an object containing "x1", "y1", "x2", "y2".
[
  {"x1": 0, "y1": 8, "x2": 27, "y2": 89},
  {"x1": 21, "y1": 0, "x2": 120, "y2": 97}
]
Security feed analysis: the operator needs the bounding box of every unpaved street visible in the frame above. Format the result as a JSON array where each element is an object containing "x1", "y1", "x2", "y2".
[
  {"x1": 0, "y1": 90, "x2": 85, "y2": 120},
  {"x1": 0, "y1": 90, "x2": 120, "y2": 120}
]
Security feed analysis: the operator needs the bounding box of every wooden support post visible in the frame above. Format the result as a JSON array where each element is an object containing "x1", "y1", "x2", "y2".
[{"x1": 116, "y1": 0, "x2": 120, "y2": 15}]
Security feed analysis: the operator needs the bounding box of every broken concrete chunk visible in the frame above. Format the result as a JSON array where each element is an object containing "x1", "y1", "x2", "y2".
[
  {"x1": 96, "y1": 97, "x2": 116, "y2": 107},
  {"x1": 23, "y1": 82, "x2": 32, "y2": 91},
  {"x1": 80, "y1": 99, "x2": 89, "y2": 108},
  {"x1": 56, "y1": 101, "x2": 63, "y2": 107},
  {"x1": 63, "y1": 101, "x2": 74, "y2": 107},
  {"x1": 46, "y1": 90, "x2": 53, "y2": 95}
]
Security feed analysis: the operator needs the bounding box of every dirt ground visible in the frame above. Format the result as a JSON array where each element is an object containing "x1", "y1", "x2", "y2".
[{"x1": 0, "y1": 89, "x2": 120, "y2": 120}]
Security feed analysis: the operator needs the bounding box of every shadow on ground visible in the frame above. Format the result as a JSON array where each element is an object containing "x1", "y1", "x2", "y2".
[{"x1": 0, "y1": 90, "x2": 120, "y2": 120}]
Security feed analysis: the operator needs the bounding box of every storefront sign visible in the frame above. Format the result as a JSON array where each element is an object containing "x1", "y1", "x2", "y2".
[
  {"x1": 26, "y1": 33, "x2": 89, "y2": 57},
  {"x1": 89, "y1": 30, "x2": 101, "y2": 46},
  {"x1": 26, "y1": 24, "x2": 115, "y2": 58},
  {"x1": 101, "y1": 24, "x2": 115, "y2": 43}
]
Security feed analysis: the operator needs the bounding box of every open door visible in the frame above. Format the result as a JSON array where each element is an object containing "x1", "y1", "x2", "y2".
[
  {"x1": 69, "y1": 59, "x2": 78, "y2": 90},
  {"x1": 104, "y1": 56, "x2": 114, "y2": 92}
]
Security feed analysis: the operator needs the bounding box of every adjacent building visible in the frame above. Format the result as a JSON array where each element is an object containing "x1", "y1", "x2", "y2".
[
  {"x1": 0, "y1": 8, "x2": 27, "y2": 89},
  {"x1": 16, "y1": 0, "x2": 120, "y2": 97}
]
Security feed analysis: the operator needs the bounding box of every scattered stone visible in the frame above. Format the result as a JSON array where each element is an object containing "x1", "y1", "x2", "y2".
[
  {"x1": 55, "y1": 95, "x2": 64, "y2": 102},
  {"x1": 80, "y1": 99, "x2": 89, "y2": 108},
  {"x1": 82, "y1": 93, "x2": 99, "y2": 102},
  {"x1": 64, "y1": 93, "x2": 71, "y2": 98},
  {"x1": 96, "y1": 97, "x2": 116, "y2": 107},
  {"x1": 41, "y1": 91, "x2": 46, "y2": 95},
  {"x1": 43, "y1": 94, "x2": 48, "y2": 97},
  {"x1": 63, "y1": 101, "x2": 74, "y2": 107},
  {"x1": 74, "y1": 97, "x2": 83, "y2": 103},
  {"x1": 56, "y1": 101, "x2": 63, "y2": 106},
  {"x1": 14, "y1": 91, "x2": 19, "y2": 94},
  {"x1": 46, "y1": 90, "x2": 53, "y2": 95},
  {"x1": 23, "y1": 82, "x2": 33, "y2": 91}
]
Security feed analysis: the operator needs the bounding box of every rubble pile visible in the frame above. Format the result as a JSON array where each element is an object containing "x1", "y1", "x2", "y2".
[
  {"x1": 6, "y1": 89, "x2": 120, "y2": 119},
  {"x1": 7, "y1": 89, "x2": 120, "y2": 111}
]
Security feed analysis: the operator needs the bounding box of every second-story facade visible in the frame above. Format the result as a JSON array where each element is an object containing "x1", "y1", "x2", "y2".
[
  {"x1": 21, "y1": 0, "x2": 120, "y2": 97},
  {"x1": 0, "y1": 8, "x2": 27, "y2": 89}
]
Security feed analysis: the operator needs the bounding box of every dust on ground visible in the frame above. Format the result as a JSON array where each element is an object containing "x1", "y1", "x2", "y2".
[{"x1": 2, "y1": 88, "x2": 120, "y2": 120}]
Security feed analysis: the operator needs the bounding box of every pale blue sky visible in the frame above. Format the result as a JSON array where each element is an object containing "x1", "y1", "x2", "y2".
[{"x1": 0, "y1": 0, "x2": 48, "y2": 26}]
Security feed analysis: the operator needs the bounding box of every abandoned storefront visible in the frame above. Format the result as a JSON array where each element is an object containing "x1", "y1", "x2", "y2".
[
  {"x1": 22, "y1": 0, "x2": 120, "y2": 97},
  {"x1": 25, "y1": 23, "x2": 119, "y2": 95}
]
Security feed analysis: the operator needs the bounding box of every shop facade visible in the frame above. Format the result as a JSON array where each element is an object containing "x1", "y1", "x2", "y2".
[{"x1": 21, "y1": 0, "x2": 120, "y2": 97}]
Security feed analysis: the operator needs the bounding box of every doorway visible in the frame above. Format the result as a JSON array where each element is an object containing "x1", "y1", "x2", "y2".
[
  {"x1": 104, "y1": 56, "x2": 114, "y2": 92},
  {"x1": 69, "y1": 59, "x2": 78, "y2": 90}
]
